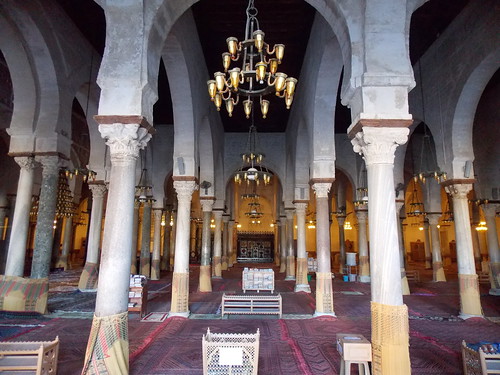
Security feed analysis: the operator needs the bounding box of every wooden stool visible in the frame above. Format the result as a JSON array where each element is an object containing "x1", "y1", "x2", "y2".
[{"x1": 336, "y1": 333, "x2": 372, "y2": 375}]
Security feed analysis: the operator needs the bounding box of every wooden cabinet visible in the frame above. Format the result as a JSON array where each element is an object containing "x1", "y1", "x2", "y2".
[{"x1": 128, "y1": 275, "x2": 148, "y2": 317}]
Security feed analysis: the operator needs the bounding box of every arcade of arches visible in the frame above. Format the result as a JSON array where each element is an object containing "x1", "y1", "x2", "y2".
[{"x1": 0, "y1": 0, "x2": 498, "y2": 374}]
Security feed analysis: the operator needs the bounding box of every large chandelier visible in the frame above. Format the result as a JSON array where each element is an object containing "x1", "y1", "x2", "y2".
[
  {"x1": 207, "y1": 0, "x2": 297, "y2": 119},
  {"x1": 234, "y1": 122, "x2": 272, "y2": 185}
]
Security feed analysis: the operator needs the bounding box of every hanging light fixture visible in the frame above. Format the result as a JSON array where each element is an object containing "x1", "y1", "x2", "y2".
[
  {"x1": 353, "y1": 163, "x2": 368, "y2": 208},
  {"x1": 207, "y1": 0, "x2": 297, "y2": 119},
  {"x1": 234, "y1": 120, "x2": 272, "y2": 186},
  {"x1": 135, "y1": 168, "x2": 155, "y2": 204},
  {"x1": 407, "y1": 178, "x2": 425, "y2": 217},
  {"x1": 415, "y1": 62, "x2": 446, "y2": 184}
]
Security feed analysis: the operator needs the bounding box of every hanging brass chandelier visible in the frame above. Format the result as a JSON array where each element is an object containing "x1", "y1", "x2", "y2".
[{"x1": 207, "y1": 0, "x2": 297, "y2": 119}]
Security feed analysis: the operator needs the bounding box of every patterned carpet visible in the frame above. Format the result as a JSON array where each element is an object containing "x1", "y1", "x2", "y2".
[{"x1": 0, "y1": 262, "x2": 499, "y2": 374}]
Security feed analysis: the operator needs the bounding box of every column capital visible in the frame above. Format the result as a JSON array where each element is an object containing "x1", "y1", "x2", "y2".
[
  {"x1": 351, "y1": 127, "x2": 409, "y2": 165},
  {"x1": 35, "y1": 155, "x2": 62, "y2": 176},
  {"x1": 426, "y1": 213, "x2": 441, "y2": 225},
  {"x1": 294, "y1": 202, "x2": 307, "y2": 214},
  {"x1": 14, "y1": 156, "x2": 36, "y2": 171},
  {"x1": 200, "y1": 198, "x2": 214, "y2": 212},
  {"x1": 285, "y1": 209, "x2": 295, "y2": 220},
  {"x1": 355, "y1": 209, "x2": 368, "y2": 223},
  {"x1": 153, "y1": 208, "x2": 163, "y2": 219},
  {"x1": 99, "y1": 123, "x2": 151, "y2": 161},
  {"x1": 482, "y1": 203, "x2": 499, "y2": 219},
  {"x1": 222, "y1": 215, "x2": 230, "y2": 223},
  {"x1": 336, "y1": 216, "x2": 346, "y2": 225},
  {"x1": 173, "y1": 180, "x2": 198, "y2": 204},
  {"x1": 444, "y1": 183, "x2": 472, "y2": 199},
  {"x1": 312, "y1": 182, "x2": 331, "y2": 198},
  {"x1": 213, "y1": 210, "x2": 223, "y2": 219},
  {"x1": 89, "y1": 183, "x2": 108, "y2": 198}
]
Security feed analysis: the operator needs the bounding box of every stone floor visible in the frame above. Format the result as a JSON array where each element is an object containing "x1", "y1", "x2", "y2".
[{"x1": 1, "y1": 261, "x2": 499, "y2": 374}]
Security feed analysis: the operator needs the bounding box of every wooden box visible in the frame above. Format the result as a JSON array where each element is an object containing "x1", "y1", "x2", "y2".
[{"x1": 336, "y1": 333, "x2": 372, "y2": 361}]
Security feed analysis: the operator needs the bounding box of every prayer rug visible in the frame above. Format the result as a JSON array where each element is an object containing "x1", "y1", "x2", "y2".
[{"x1": 141, "y1": 312, "x2": 168, "y2": 322}]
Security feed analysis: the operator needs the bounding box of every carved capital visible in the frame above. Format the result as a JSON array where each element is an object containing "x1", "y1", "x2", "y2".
[
  {"x1": 482, "y1": 203, "x2": 499, "y2": 219},
  {"x1": 99, "y1": 123, "x2": 151, "y2": 162},
  {"x1": 285, "y1": 209, "x2": 295, "y2": 221},
  {"x1": 426, "y1": 213, "x2": 441, "y2": 226},
  {"x1": 14, "y1": 156, "x2": 36, "y2": 171},
  {"x1": 153, "y1": 208, "x2": 163, "y2": 219},
  {"x1": 355, "y1": 209, "x2": 368, "y2": 223},
  {"x1": 213, "y1": 210, "x2": 223, "y2": 220},
  {"x1": 294, "y1": 202, "x2": 307, "y2": 215},
  {"x1": 200, "y1": 199, "x2": 214, "y2": 212},
  {"x1": 351, "y1": 127, "x2": 409, "y2": 166},
  {"x1": 35, "y1": 155, "x2": 61, "y2": 177},
  {"x1": 173, "y1": 180, "x2": 197, "y2": 204},
  {"x1": 444, "y1": 183, "x2": 472, "y2": 199},
  {"x1": 312, "y1": 182, "x2": 331, "y2": 198},
  {"x1": 89, "y1": 183, "x2": 108, "y2": 199}
]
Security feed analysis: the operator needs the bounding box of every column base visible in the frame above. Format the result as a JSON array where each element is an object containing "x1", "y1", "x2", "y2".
[
  {"x1": 279, "y1": 262, "x2": 286, "y2": 273},
  {"x1": 295, "y1": 257, "x2": 309, "y2": 286},
  {"x1": 459, "y1": 312, "x2": 485, "y2": 320},
  {"x1": 221, "y1": 256, "x2": 228, "y2": 271},
  {"x1": 140, "y1": 258, "x2": 150, "y2": 278},
  {"x1": 199, "y1": 265, "x2": 212, "y2": 292},
  {"x1": 212, "y1": 276, "x2": 223, "y2": 280},
  {"x1": 150, "y1": 259, "x2": 160, "y2": 280},
  {"x1": 167, "y1": 311, "x2": 190, "y2": 318},
  {"x1": 315, "y1": 272, "x2": 335, "y2": 315},
  {"x1": 458, "y1": 273, "x2": 484, "y2": 317},
  {"x1": 432, "y1": 262, "x2": 446, "y2": 282},
  {"x1": 82, "y1": 311, "x2": 128, "y2": 374},
  {"x1": 425, "y1": 259, "x2": 432, "y2": 269},
  {"x1": 401, "y1": 276, "x2": 410, "y2": 295},
  {"x1": 79, "y1": 262, "x2": 99, "y2": 291},
  {"x1": 285, "y1": 276, "x2": 296, "y2": 281},
  {"x1": 213, "y1": 256, "x2": 222, "y2": 278},
  {"x1": 294, "y1": 284, "x2": 311, "y2": 293},
  {"x1": 0, "y1": 276, "x2": 49, "y2": 314},
  {"x1": 313, "y1": 311, "x2": 336, "y2": 317},
  {"x1": 359, "y1": 275, "x2": 371, "y2": 283},
  {"x1": 170, "y1": 272, "x2": 189, "y2": 315},
  {"x1": 489, "y1": 288, "x2": 500, "y2": 296},
  {"x1": 130, "y1": 263, "x2": 137, "y2": 275},
  {"x1": 286, "y1": 256, "x2": 295, "y2": 279},
  {"x1": 371, "y1": 302, "x2": 411, "y2": 375},
  {"x1": 55, "y1": 256, "x2": 69, "y2": 271}
]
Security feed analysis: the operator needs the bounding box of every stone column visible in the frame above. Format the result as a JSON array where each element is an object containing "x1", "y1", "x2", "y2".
[
  {"x1": 5, "y1": 157, "x2": 36, "y2": 276},
  {"x1": 199, "y1": 198, "x2": 214, "y2": 292},
  {"x1": 169, "y1": 179, "x2": 197, "y2": 317},
  {"x1": 427, "y1": 213, "x2": 446, "y2": 282},
  {"x1": 212, "y1": 210, "x2": 223, "y2": 278},
  {"x1": 131, "y1": 201, "x2": 139, "y2": 274},
  {"x1": 351, "y1": 127, "x2": 411, "y2": 374},
  {"x1": 294, "y1": 202, "x2": 310, "y2": 292},
  {"x1": 444, "y1": 183, "x2": 483, "y2": 318},
  {"x1": 285, "y1": 209, "x2": 296, "y2": 280},
  {"x1": 169, "y1": 210, "x2": 177, "y2": 271},
  {"x1": 84, "y1": 122, "x2": 151, "y2": 372},
  {"x1": 151, "y1": 208, "x2": 162, "y2": 280},
  {"x1": 161, "y1": 208, "x2": 171, "y2": 271},
  {"x1": 139, "y1": 202, "x2": 152, "y2": 277},
  {"x1": 356, "y1": 209, "x2": 370, "y2": 283},
  {"x1": 79, "y1": 184, "x2": 107, "y2": 291},
  {"x1": 482, "y1": 204, "x2": 500, "y2": 295},
  {"x1": 312, "y1": 181, "x2": 335, "y2": 316},
  {"x1": 228, "y1": 220, "x2": 235, "y2": 267},
  {"x1": 31, "y1": 156, "x2": 61, "y2": 279},
  {"x1": 221, "y1": 215, "x2": 229, "y2": 271},
  {"x1": 279, "y1": 218, "x2": 286, "y2": 273},
  {"x1": 56, "y1": 216, "x2": 73, "y2": 270},
  {"x1": 423, "y1": 219, "x2": 432, "y2": 269},
  {"x1": 395, "y1": 200, "x2": 410, "y2": 295},
  {"x1": 336, "y1": 215, "x2": 346, "y2": 274}
]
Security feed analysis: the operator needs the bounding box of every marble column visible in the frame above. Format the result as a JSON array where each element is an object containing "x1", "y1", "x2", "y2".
[
  {"x1": 169, "y1": 180, "x2": 197, "y2": 317},
  {"x1": 312, "y1": 182, "x2": 334, "y2": 316},
  {"x1": 227, "y1": 220, "x2": 235, "y2": 268},
  {"x1": 130, "y1": 201, "x2": 139, "y2": 274},
  {"x1": 351, "y1": 127, "x2": 411, "y2": 374},
  {"x1": 336, "y1": 216, "x2": 346, "y2": 274},
  {"x1": 212, "y1": 210, "x2": 223, "y2": 278},
  {"x1": 139, "y1": 202, "x2": 152, "y2": 277},
  {"x1": 5, "y1": 157, "x2": 36, "y2": 277},
  {"x1": 31, "y1": 156, "x2": 61, "y2": 279},
  {"x1": 285, "y1": 209, "x2": 296, "y2": 280},
  {"x1": 161, "y1": 208, "x2": 171, "y2": 271},
  {"x1": 396, "y1": 201, "x2": 410, "y2": 295},
  {"x1": 423, "y1": 219, "x2": 432, "y2": 269},
  {"x1": 169, "y1": 210, "x2": 177, "y2": 271},
  {"x1": 294, "y1": 202, "x2": 310, "y2": 292},
  {"x1": 84, "y1": 122, "x2": 151, "y2": 372},
  {"x1": 221, "y1": 215, "x2": 229, "y2": 271},
  {"x1": 56, "y1": 216, "x2": 73, "y2": 270},
  {"x1": 356, "y1": 209, "x2": 370, "y2": 283},
  {"x1": 279, "y1": 218, "x2": 286, "y2": 273},
  {"x1": 79, "y1": 183, "x2": 107, "y2": 291},
  {"x1": 427, "y1": 213, "x2": 446, "y2": 282},
  {"x1": 482, "y1": 203, "x2": 500, "y2": 295},
  {"x1": 151, "y1": 208, "x2": 162, "y2": 280},
  {"x1": 199, "y1": 199, "x2": 213, "y2": 292},
  {"x1": 445, "y1": 183, "x2": 483, "y2": 318}
]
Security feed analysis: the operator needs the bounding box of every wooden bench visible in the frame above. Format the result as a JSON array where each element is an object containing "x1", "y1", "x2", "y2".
[
  {"x1": 462, "y1": 340, "x2": 500, "y2": 375},
  {"x1": 0, "y1": 337, "x2": 59, "y2": 374},
  {"x1": 221, "y1": 293, "x2": 282, "y2": 318},
  {"x1": 405, "y1": 270, "x2": 420, "y2": 282}
]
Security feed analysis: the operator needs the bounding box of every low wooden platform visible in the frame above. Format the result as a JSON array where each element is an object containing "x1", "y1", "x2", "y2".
[{"x1": 221, "y1": 293, "x2": 282, "y2": 318}]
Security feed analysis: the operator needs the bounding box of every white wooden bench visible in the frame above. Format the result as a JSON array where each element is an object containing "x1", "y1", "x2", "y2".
[
  {"x1": 0, "y1": 336, "x2": 59, "y2": 374},
  {"x1": 221, "y1": 293, "x2": 282, "y2": 318}
]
